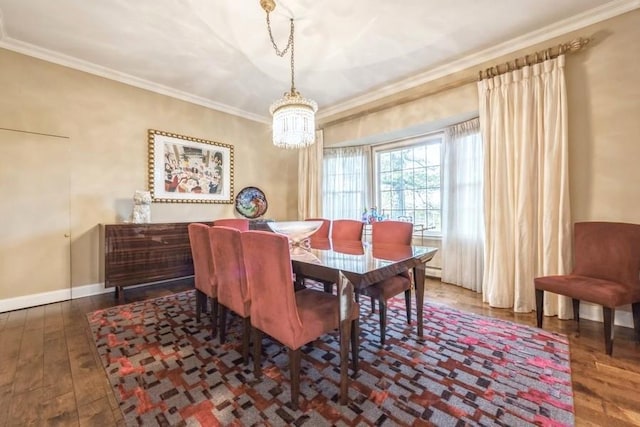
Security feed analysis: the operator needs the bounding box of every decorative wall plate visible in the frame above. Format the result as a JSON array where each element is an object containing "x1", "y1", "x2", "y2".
[{"x1": 235, "y1": 186, "x2": 268, "y2": 219}]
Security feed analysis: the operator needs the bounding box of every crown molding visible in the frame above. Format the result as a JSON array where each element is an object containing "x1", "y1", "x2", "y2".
[
  {"x1": 1, "y1": 1, "x2": 637, "y2": 123},
  {"x1": 317, "y1": 0, "x2": 640, "y2": 120},
  {"x1": 0, "y1": 34, "x2": 271, "y2": 124}
]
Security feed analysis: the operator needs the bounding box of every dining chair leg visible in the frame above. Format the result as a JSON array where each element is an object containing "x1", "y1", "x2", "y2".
[
  {"x1": 350, "y1": 319, "x2": 359, "y2": 375},
  {"x1": 370, "y1": 296, "x2": 376, "y2": 313},
  {"x1": 195, "y1": 289, "x2": 204, "y2": 322},
  {"x1": 253, "y1": 328, "x2": 263, "y2": 379},
  {"x1": 242, "y1": 317, "x2": 251, "y2": 365},
  {"x1": 379, "y1": 298, "x2": 387, "y2": 347},
  {"x1": 404, "y1": 289, "x2": 411, "y2": 324},
  {"x1": 210, "y1": 297, "x2": 218, "y2": 338},
  {"x1": 219, "y1": 306, "x2": 227, "y2": 344},
  {"x1": 289, "y1": 347, "x2": 301, "y2": 411}
]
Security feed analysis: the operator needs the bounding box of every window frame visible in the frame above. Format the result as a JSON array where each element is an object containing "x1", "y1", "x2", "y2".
[{"x1": 371, "y1": 132, "x2": 444, "y2": 238}]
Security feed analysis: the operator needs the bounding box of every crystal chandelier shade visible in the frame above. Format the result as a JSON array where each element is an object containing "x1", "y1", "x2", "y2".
[
  {"x1": 260, "y1": 0, "x2": 317, "y2": 149},
  {"x1": 270, "y1": 92, "x2": 317, "y2": 149}
]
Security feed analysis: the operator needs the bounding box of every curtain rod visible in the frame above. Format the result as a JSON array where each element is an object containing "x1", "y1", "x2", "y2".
[{"x1": 478, "y1": 37, "x2": 590, "y2": 80}]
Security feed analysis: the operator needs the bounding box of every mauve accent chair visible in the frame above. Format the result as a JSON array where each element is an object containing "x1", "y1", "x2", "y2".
[
  {"x1": 331, "y1": 219, "x2": 364, "y2": 241},
  {"x1": 241, "y1": 231, "x2": 360, "y2": 410},
  {"x1": 305, "y1": 218, "x2": 331, "y2": 239},
  {"x1": 359, "y1": 220, "x2": 414, "y2": 346},
  {"x1": 212, "y1": 218, "x2": 249, "y2": 231},
  {"x1": 187, "y1": 223, "x2": 218, "y2": 337},
  {"x1": 534, "y1": 221, "x2": 640, "y2": 356},
  {"x1": 209, "y1": 226, "x2": 251, "y2": 363}
]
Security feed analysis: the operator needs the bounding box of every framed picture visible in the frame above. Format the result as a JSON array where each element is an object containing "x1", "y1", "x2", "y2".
[{"x1": 148, "y1": 129, "x2": 234, "y2": 203}]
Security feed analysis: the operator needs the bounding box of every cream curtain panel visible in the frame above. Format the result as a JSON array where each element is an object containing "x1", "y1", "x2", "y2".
[
  {"x1": 478, "y1": 55, "x2": 572, "y2": 317},
  {"x1": 297, "y1": 129, "x2": 324, "y2": 220},
  {"x1": 322, "y1": 146, "x2": 370, "y2": 220},
  {"x1": 442, "y1": 118, "x2": 484, "y2": 292}
]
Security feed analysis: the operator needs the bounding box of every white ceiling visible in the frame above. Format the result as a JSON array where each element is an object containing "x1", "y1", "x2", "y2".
[{"x1": 0, "y1": 0, "x2": 637, "y2": 123}]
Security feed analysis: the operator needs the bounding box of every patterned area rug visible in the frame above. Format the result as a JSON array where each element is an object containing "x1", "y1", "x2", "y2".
[{"x1": 87, "y1": 289, "x2": 574, "y2": 426}]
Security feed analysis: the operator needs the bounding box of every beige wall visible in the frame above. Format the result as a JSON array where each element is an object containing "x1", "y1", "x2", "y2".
[
  {"x1": 321, "y1": 9, "x2": 640, "y2": 227},
  {"x1": 0, "y1": 49, "x2": 299, "y2": 291}
]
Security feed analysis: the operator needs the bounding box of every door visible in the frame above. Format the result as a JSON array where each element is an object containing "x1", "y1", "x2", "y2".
[{"x1": 0, "y1": 129, "x2": 71, "y2": 303}]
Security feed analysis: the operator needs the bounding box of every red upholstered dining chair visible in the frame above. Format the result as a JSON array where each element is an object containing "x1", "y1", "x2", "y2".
[
  {"x1": 359, "y1": 220, "x2": 414, "y2": 346},
  {"x1": 305, "y1": 218, "x2": 330, "y2": 239},
  {"x1": 209, "y1": 226, "x2": 251, "y2": 363},
  {"x1": 331, "y1": 219, "x2": 364, "y2": 241},
  {"x1": 241, "y1": 231, "x2": 360, "y2": 411},
  {"x1": 535, "y1": 221, "x2": 640, "y2": 356},
  {"x1": 187, "y1": 223, "x2": 218, "y2": 337},
  {"x1": 213, "y1": 218, "x2": 249, "y2": 231}
]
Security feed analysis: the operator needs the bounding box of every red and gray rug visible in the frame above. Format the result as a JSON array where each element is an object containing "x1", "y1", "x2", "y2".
[{"x1": 87, "y1": 290, "x2": 574, "y2": 426}]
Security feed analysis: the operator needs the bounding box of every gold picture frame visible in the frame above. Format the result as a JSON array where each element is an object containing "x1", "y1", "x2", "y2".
[{"x1": 148, "y1": 129, "x2": 234, "y2": 203}]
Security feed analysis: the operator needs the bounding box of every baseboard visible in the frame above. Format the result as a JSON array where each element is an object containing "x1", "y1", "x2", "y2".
[
  {"x1": 0, "y1": 277, "x2": 196, "y2": 313},
  {"x1": 0, "y1": 283, "x2": 112, "y2": 313},
  {"x1": 580, "y1": 302, "x2": 634, "y2": 329}
]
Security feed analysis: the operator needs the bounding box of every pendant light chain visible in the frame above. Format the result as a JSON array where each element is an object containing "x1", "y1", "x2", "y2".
[{"x1": 265, "y1": 13, "x2": 296, "y2": 94}]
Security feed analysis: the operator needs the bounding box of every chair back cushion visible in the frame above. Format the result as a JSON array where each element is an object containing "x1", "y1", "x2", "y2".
[
  {"x1": 572, "y1": 221, "x2": 640, "y2": 286},
  {"x1": 209, "y1": 226, "x2": 249, "y2": 316},
  {"x1": 372, "y1": 221, "x2": 413, "y2": 245},
  {"x1": 187, "y1": 223, "x2": 216, "y2": 296},
  {"x1": 213, "y1": 218, "x2": 249, "y2": 231},
  {"x1": 331, "y1": 219, "x2": 364, "y2": 241},
  {"x1": 306, "y1": 218, "x2": 330, "y2": 239},
  {"x1": 241, "y1": 231, "x2": 302, "y2": 348}
]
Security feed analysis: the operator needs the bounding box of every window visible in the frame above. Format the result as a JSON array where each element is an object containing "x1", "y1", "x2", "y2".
[{"x1": 374, "y1": 134, "x2": 442, "y2": 234}]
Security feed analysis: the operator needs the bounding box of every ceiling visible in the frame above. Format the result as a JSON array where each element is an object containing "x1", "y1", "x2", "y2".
[{"x1": 0, "y1": 0, "x2": 636, "y2": 124}]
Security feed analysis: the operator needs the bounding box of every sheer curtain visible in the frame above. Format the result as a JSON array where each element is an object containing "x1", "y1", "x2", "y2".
[
  {"x1": 322, "y1": 146, "x2": 370, "y2": 220},
  {"x1": 441, "y1": 118, "x2": 484, "y2": 291},
  {"x1": 478, "y1": 55, "x2": 572, "y2": 317},
  {"x1": 298, "y1": 129, "x2": 324, "y2": 219}
]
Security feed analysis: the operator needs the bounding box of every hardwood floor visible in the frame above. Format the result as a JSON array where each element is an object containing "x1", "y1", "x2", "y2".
[{"x1": 0, "y1": 278, "x2": 639, "y2": 426}]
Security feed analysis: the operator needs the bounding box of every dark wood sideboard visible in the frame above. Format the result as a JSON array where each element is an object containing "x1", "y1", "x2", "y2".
[{"x1": 102, "y1": 220, "x2": 273, "y2": 296}]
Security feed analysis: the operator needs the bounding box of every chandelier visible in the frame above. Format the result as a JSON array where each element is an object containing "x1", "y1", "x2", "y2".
[{"x1": 260, "y1": 0, "x2": 317, "y2": 149}]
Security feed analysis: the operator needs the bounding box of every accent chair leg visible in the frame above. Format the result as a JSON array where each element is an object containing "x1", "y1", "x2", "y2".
[
  {"x1": 535, "y1": 289, "x2": 544, "y2": 328},
  {"x1": 379, "y1": 298, "x2": 387, "y2": 347},
  {"x1": 603, "y1": 307, "x2": 614, "y2": 356},
  {"x1": 572, "y1": 298, "x2": 581, "y2": 335},
  {"x1": 370, "y1": 296, "x2": 376, "y2": 313},
  {"x1": 242, "y1": 317, "x2": 251, "y2": 365},
  {"x1": 289, "y1": 348, "x2": 301, "y2": 411},
  {"x1": 632, "y1": 302, "x2": 640, "y2": 343},
  {"x1": 219, "y1": 307, "x2": 227, "y2": 344},
  {"x1": 350, "y1": 318, "x2": 359, "y2": 375},
  {"x1": 404, "y1": 289, "x2": 412, "y2": 324},
  {"x1": 253, "y1": 328, "x2": 263, "y2": 379}
]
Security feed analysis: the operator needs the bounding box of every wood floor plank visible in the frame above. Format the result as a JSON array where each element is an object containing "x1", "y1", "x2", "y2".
[
  {"x1": 40, "y1": 390, "x2": 79, "y2": 427},
  {"x1": 0, "y1": 383, "x2": 12, "y2": 427},
  {"x1": 7, "y1": 388, "x2": 43, "y2": 426},
  {"x1": 77, "y1": 396, "x2": 117, "y2": 427},
  {"x1": 24, "y1": 305, "x2": 46, "y2": 331}
]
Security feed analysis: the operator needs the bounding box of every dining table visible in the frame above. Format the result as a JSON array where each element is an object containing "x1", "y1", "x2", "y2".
[{"x1": 288, "y1": 238, "x2": 438, "y2": 405}]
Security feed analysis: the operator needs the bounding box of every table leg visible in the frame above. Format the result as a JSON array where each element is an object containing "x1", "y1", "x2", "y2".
[
  {"x1": 337, "y1": 273, "x2": 353, "y2": 405},
  {"x1": 414, "y1": 264, "x2": 426, "y2": 337}
]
